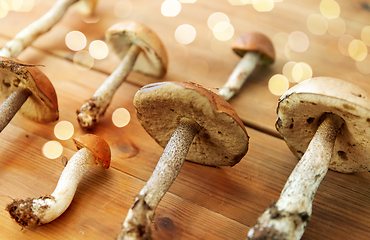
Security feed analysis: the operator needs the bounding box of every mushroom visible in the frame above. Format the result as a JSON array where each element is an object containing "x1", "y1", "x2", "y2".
[
  {"x1": 247, "y1": 77, "x2": 370, "y2": 240},
  {"x1": 6, "y1": 134, "x2": 111, "y2": 227},
  {"x1": 77, "y1": 20, "x2": 168, "y2": 129},
  {"x1": 116, "y1": 81, "x2": 249, "y2": 239},
  {"x1": 0, "y1": 0, "x2": 97, "y2": 59},
  {"x1": 0, "y1": 57, "x2": 58, "y2": 132},
  {"x1": 217, "y1": 32, "x2": 275, "y2": 101}
]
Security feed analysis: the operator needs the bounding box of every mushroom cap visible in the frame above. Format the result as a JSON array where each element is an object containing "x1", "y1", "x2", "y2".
[
  {"x1": 0, "y1": 57, "x2": 59, "y2": 123},
  {"x1": 73, "y1": 0, "x2": 98, "y2": 16},
  {"x1": 73, "y1": 134, "x2": 111, "y2": 169},
  {"x1": 276, "y1": 77, "x2": 370, "y2": 173},
  {"x1": 105, "y1": 21, "x2": 168, "y2": 78},
  {"x1": 133, "y1": 81, "x2": 249, "y2": 167},
  {"x1": 232, "y1": 32, "x2": 275, "y2": 65}
]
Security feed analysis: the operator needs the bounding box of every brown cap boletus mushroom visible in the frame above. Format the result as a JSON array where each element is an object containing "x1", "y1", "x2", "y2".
[
  {"x1": 0, "y1": 57, "x2": 58, "y2": 132},
  {"x1": 6, "y1": 134, "x2": 111, "y2": 227},
  {"x1": 218, "y1": 32, "x2": 275, "y2": 101},
  {"x1": 77, "y1": 20, "x2": 168, "y2": 129},
  {"x1": 248, "y1": 77, "x2": 370, "y2": 240},
  {"x1": 116, "y1": 81, "x2": 249, "y2": 239}
]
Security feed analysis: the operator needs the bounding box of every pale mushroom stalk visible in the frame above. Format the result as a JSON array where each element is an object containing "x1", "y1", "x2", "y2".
[
  {"x1": 248, "y1": 113, "x2": 343, "y2": 240},
  {"x1": 218, "y1": 51, "x2": 260, "y2": 101},
  {"x1": 117, "y1": 118, "x2": 200, "y2": 239},
  {"x1": 77, "y1": 44, "x2": 141, "y2": 128},
  {"x1": 0, "y1": 0, "x2": 79, "y2": 58},
  {"x1": 0, "y1": 87, "x2": 31, "y2": 132}
]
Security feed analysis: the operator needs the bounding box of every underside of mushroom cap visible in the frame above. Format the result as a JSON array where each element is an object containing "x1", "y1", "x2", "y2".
[
  {"x1": 105, "y1": 21, "x2": 168, "y2": 78},
  {"x1": 133, "y1": 81, "x2": 249, "y2": 167},
  {"x1": 0, "y1": 57, "x2": 59, "y2": 123},
  {"x1": 276, "y1": 77, "x2": 370, "y2": 173}
]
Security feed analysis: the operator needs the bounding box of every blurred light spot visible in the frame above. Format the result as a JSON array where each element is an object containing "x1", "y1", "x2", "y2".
[
  {"x1": 361, "y1": 26, "x2": 370, "y2": 46},
  {"x1": 89, "y1": 40, "x2": 108, "y2": 60},
  {"x1": 0, "y1": 1, "x2": 9, "y2": 18},
  {"x1": 161, "y1": 0, "x2": 181, "y2": 17},
  {"x1": 306, "y1": 14, "x2": 327, "y2": 35},
  {"x1": 348, "y1": 39, "x2": 367, "y2": 61},
  {"x1": 338, "y1": 34, "x2": 354, "y2": 56},
  {"x1": 228, "y1": 0, "x2": 249, "y2": 5},
  {"x1": 114, "y1": 0, "x2": 133, "y2": 18},
  {"x1": 327, "y1": 17, "x2": 346, "y2": 37},
  {"x1": 179, "y1": 0, "x2": 196, "y2": 2},
  {"x1": 282, "y1": 61, "x2": 297, "y2": 82},
  {"x1": 320, "y1": 0, "x2": 340, "y2": 19},
  {"x1": 54, "y1": 121, "x2": 74, "y2": 140},
  {"x1": 210, "y1": 38, "x2": 232, "y2": 55},
  {"x1": 283, "y1": 42, "x2": 292, "y2": 59},
  {"x1": 253, "y1": 0, "x2": 274, "y2": 12},
  {"x1": 73, "y1": 50, "x2": 94, "y2": 70},
  {"x1": 175, "y1": 24, "x2": 196, "y2": 44},
  {"x1": 12, "y1": 0, "x2": 34, "y2": 12},
  {"x1": 356, "y1": 54, "x2": 370, "y2": 74},
  {"x1": 325, "y1": 41, "x2": 343, "y2": 63},
  {"x1": 268, "y1": 74, "x2": 289, "y2": 96},
  {"x1": 288, "y1": 31, "x2": 309, "y2": 52},
  {"x1": 207, "y1": 12, "x2": 229, "y2": 31},
  {"x1": 80, "y1": 13, "x2": 100, "y2": 24},
  {"x1": 213, "y1": 22, "x2": 234, "y2": 41},
  {"x1": 42, "y1": 141, "x2": 63, "y2": 159},
  {"x1": 187, "y1": 59, "x2": 209, "y2": 78},
  {"x1": 112, "y1": 108, "x2": 131, "y2": 127},
  {"x1": 65, "y1": 31, "x2": 87, "y2": 51},
  {"x1": 292, "y1": 62, "x2": 312, "y2": 82}
]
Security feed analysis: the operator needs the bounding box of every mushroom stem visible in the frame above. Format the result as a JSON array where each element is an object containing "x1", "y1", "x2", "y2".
[
  {"x1": 247, "y1": 113, "x2": 344, "y2": 240},
  {"x1": 6, "y1": 147, "x2": 96, "y2": 227},
  {"x1": 77, "y1": 44, "x2": 141, "y2": 128},
  {"x1": 117, "y1": 117, "x2": 200, "y2": 240},
  {"x1": 0, "y1": 87, "x2": 31, "y2": 132},
  {"x1": 217, "y1": 51, "x2": 260, "y2": 101},
  {"x1": 0, "y1": 0, "x2": 79, "y2": 58}
]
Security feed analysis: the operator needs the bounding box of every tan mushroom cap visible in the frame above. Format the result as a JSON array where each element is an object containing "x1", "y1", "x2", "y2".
[
  {"x1": 73, "y1": 134, "x2": 111, "y2": 169},
  {"x1": 134, "y1": 81, "x2": 249, "y2": 166},
  {"x1": 0, "y1": 57, "x2": 59, "y2": 123},
  {"x1": 276, "y1": 77, "x2": 370, "y2": 173},
  {"x1": 232, "y1": 32, "x2": 275, "y2": 64},
  {"x1": 105, "y1": 20, "x2": 168, "y2": 78}
]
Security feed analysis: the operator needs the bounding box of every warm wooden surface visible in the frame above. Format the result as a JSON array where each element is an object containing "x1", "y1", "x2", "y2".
[{"x1": 1, "y1": 0, "x2": 370, "y2": 239}]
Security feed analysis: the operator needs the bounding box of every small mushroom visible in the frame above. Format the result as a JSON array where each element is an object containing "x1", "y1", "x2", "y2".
[
  {"x1": 217, "y1": 32, "x2": 275, "y2": 101},
  {"x1": 0, "y1": 57, "x2": 58, "y2": 132},
  {"x1": 247, "y1": 77, "x2": 370, "y2": 240},
  {"x1": 0, "y1": 0, "x2": 97, "y2": 59},
  {"x1": 116, "y1": 81, "x2": 249, "y2": 239},
  {"x1": 77, "y1": 20, "x2": 168, "y2": 129},
  {"x1": 6, "y1": 134, "x2": 111, "y2": 227}
]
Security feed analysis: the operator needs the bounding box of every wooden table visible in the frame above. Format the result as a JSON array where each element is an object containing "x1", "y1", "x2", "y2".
[{"x1": 1, "y1": 0, "x2": 370, "y2": 239}]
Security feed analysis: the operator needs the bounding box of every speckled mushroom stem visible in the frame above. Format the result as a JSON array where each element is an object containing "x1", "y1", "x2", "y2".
[
  {"x1": 117, "y1": 118, "x2": 200, "y2": 240},
  {"x1": 6, "y1": 147, "x2": 96, "y2": 227},
  {"x1": 217, "y1": 51, "x2": 260, "y2": 101},
  {"x1": 0, "y1": 0, "x2": 78, "y2": 58},
  {"x1": 0, "y1": 87, "x2": 31, "y2": 132},
  {"x1": 77, "y1": 44, "x2": 141, "y2": 129},
  {"x1": 247, "y1": 113, "x2": 343, "y2": 240}
]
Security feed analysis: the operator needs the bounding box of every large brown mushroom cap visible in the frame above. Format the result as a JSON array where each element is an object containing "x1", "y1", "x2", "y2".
[
  {"x1": 134, "y1": 81, "x2": 249, "y2": 166},
  {"x1": 232, "y1": 32, "x2": 275, "y2": 64},
  {"x1": 276, "y1": 77, "x2": 370, "y2": 173},
  {"x1": 73, "y1": 134, "x2": 111, "y2": 169},
  {"x1": 0, "y1": 57, "x2": 59, "y2": 123},
  {"x1": 105, "y1": 21, "x2": 168, "y2": 78}
]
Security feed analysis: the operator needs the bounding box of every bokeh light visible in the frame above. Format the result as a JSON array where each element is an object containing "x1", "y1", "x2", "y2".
[
  {"x1": 348, "y1": 39, "x2": 367, "y2": 61},
  {"x1": 213, "y1": 22, "x2": 234, "y2": 41},
  {"x1": 175, "y1": 24, "x2": 196, "y2": 44},
  {"x1": 361, "y1": 26, "x2": 370, "y2": 46},
  {"x1": 42, "y1": 141, "x2": 63, "y2": 159},
  {"x1": 161, "y1": 0, "x2": 181, "y2": 17},
  {"x1": 187, "y1": 59, "x2": 209, "y2": 78},
  {"x1": 268, "y1": 74, "x2": 289, "y2": 96},
  {"x1": 282, "y1": 61, "x2": 297, "y2": 82},
  {"x1": 292, "y1": 62, "x2": 312, "y2": 82},
  {"x1": 207, "y1": 12, "x2": 229, "y2": 31},
  {"x1": 0, "y1": 1, "x2": 9, "y2": 18},
  {"x1": 89, "y1": 40, "x2": 109, "y2": 60},
  {"x1": 306, "y1": 14, "x2": 327, "y2": 35},
  {"x1": 54, "y1": 121, "x2": 74, "y2": 140},
  {"x1": 288, "y1": 31, "x2": 309, "y2": 52},
  {"x1": 112, "y1": 108, "x2": 131, "y2": 127},
  {"x1": 253, "y1": 0, "x2": 274, "y2": 12},
  {"x1": 327, "y1": 17, "x2": 346, "y2": 37},
  {"x1": 114, "y1": 0, "x2": 133, "y2": 18},
  {"x1": 320, "y1": 0, "x2": 340, "y2": 19},
  {"x1": 228, "y1": 0, "x2": 248, "y2": 5},
  {"x1": 12, "y1": 0, "x2": 34, "y2": 12},
  {"x1": 179, "y1": 0, "x2": 197, "y2": 2},
  {"x1": 73, "y1": 50, "x2": 94, "y2": 70},
  {"x1": 65, "y1": 31, "x2": 87, "y2": 51}
]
